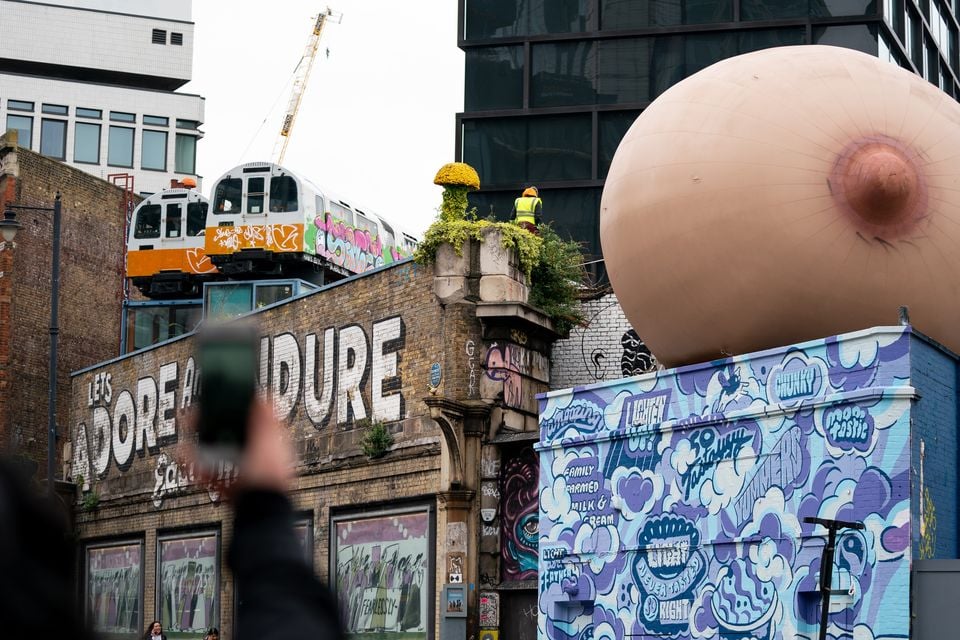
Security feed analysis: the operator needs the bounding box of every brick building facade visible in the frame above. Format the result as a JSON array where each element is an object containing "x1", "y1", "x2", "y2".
[
  {"x1": 69, "y1": 236, "x2": 558, "y2": 640},
  {"x1": 0, "y1": 130, "x2": 131, "y2": 480}
]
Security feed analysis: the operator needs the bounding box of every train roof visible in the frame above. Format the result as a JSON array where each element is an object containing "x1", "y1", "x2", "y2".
[
  {"x1": 209, "y1": 161, "x2": 413, "y2": 235},
  {"x1": 136, "y1": 188, "x2": 208, "y2": 205}
]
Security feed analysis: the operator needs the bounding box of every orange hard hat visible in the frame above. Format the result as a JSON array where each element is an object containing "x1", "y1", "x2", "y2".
[{"x1": 522, "y1": 186, "x2": 538, "y2": 197}]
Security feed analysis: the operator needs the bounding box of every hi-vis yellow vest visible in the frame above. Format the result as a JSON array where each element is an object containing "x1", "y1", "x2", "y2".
[{"x1": 514, "y1": 197, "x2": 541, "y2": 225}]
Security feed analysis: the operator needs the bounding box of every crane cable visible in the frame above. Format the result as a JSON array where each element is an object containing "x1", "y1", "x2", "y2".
[{"x1": 236, "y1": 64, "x2": 300, "y2": 164}]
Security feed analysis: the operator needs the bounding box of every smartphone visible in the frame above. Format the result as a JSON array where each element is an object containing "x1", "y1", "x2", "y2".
[{"x1": 195, "y1": 323, "x2": 259, "y2": 466}]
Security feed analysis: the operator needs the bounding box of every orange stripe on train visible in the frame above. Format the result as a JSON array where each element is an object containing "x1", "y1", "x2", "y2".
[{"x1": 204, "y1": 224, "x2": 304, "y2": 255}]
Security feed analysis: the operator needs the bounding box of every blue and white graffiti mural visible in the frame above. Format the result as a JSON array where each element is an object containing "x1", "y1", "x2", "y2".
[{"x1": 538, "y1": 326, "x2": 921, "y2": 640}]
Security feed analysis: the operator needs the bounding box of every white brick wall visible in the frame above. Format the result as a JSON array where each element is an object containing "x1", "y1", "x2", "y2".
[
  {"x1": 550, "y1": 292, "x2": 659, "y2": 390},
  {"x1": 1, "y1": 73, "x2": 204, "y2": 193},
  {"x1": 0, "y1": 1, "x2": 194, "y2": 83}
]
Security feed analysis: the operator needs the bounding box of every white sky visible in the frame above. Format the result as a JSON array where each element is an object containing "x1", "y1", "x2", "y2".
[{"x1": 183, "y1": 0, "x2": 464, "y2": 237}]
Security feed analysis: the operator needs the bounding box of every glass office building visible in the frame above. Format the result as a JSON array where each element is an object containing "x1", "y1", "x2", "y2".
[{"x1": 456, "y1": 0, "x2": 960, "y2": 280}]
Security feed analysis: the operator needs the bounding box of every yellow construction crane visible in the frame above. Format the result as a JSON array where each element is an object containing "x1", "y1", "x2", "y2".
[{"x1": 273, "y1": 7, "x2": 342, "y2": 164}]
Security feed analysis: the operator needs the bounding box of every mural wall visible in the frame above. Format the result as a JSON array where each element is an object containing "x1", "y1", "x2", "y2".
[
  {"x1": 72, "y1": 315, "x2": 407, "y2": 498},
  {"x1": 539, "y1": 327, "x2": 914, "y2": 640},
  {"x1": 158, "y1": 533, "x2": 219, "y2": 638},
  {"x1": 333, "y1": 509, "x2": 431, "y2": 640},
  {"x1": 500, "y1": 446, "x2": 540, "y2": 582},
  {"x1": 550, "y1": 293, "x2": 658, "y2": 391},
  {"x1": 85, "y1": 542, "x2": 143, "y2": 638}
]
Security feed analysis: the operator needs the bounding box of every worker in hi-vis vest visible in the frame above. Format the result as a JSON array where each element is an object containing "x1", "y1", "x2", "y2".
[{"x1": 512, "y1": 186, "x2": 542, "y2": 234}]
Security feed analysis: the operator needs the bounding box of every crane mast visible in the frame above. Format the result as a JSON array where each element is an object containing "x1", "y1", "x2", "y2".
[{"x1": 274, "y1": 7, "x2": 341, "y2": 164}]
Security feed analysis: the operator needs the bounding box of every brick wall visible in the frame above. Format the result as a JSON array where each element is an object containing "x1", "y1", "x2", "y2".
[
  {"x1": 550, "y1": 292, "x2": 658, "y2": 390},
  {"x1": 910, "y1": 336, "x2": 959, "y2": 559},
  {"x1": 0, "y1": 133, "x2": 131, "y2": 478},
  {"x1": 70, "y1": 260, "x2": 482, "y2": 639}
]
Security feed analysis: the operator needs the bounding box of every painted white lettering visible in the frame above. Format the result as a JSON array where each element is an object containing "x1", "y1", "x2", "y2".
[
  {"x1": 372, "y1": 317, "x2": 403, "y2": 422},
  {"x1": 272, "y1": 333, "x2": 302, "y2": 420},
  {"x1": 111, "y1": 390, "x2": 136, "y2": 468},
  {"x1": 135, "y1": 377, "x2": 158, "y2": 454},
  {"x1": 181, "y1": 357, "x2": 195, "y2": 409},
  {"x1": 92, "y1": 406, "x2": 111, "y2": 477},
  {"x1": 73, "y1": 422, "x2": 91, "y2": 489},
  {"x1": 338, "y1": 325, "x2": 368, "y2": 423},
  {"x1": 304, "y1": 329, "x2": 335, "y2": 427},
  {"x1": 157, "y1": 362, "x2": 178, "y2": 440}
]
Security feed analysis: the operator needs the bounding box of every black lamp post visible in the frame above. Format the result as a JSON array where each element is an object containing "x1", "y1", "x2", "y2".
[{"x1": 1, "y1": 193, "x2": 62, "y2": 493}]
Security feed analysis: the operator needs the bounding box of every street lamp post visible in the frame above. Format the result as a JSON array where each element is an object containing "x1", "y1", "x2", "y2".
[{"x1": 1, "y1": 193, "x2": 63, "y2": 493}]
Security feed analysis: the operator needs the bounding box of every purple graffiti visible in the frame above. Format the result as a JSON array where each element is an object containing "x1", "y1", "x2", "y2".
[{"x1": 539, "y1": 327, "x2": 915, "y2": 640}]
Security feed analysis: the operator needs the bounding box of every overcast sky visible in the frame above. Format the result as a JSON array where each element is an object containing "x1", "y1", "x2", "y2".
[{"x1": 183, "y1": 0, "x2": 464, "y2": 237}]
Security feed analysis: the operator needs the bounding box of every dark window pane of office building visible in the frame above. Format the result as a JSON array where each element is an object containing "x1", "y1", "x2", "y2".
[
  {"x1": 814, "y1": 24, "x2": 878, "y2": 55},
  {"x1": 465, "y1": 0, "x2": 590, "y2": 39},
  {"x1": 550, "y1": 187, "x2": 601, "y2": 244},
  {"x1": 528, "y1": 114, "x2": 592, "y2": 181},
  {"x1": 600, "y1": 0, "x2": 733, "y2": 29},
  {"x1": 741, "y1": 0, "x2": 876, "y2": 20},
  {"x1": 459, "y1": 0, "x2": 957, "y2": 280},
  {"x1": 599, "y1": 111, "x2": 641, "y2": 178},
  {"x1": 738, "y1": 27, "x2": 807, "y2": 54},
  {"x1": 532, "y1": 42, "x2": 597, "y2": 107},
  {"x1": 463, "y1": 119, "x2": 527, "y2": 186},
  {"x1": 467, "y1": 190, "x2": 519, "y2": 221},
  {"x1": 598, "y1": 38, "x2": 652, "y2": 104},
  {"x1": 465, "y1": 47, "x2": 524, "y2": 110}
]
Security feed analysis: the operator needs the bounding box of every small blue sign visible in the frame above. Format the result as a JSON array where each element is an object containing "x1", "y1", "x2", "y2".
[{"x1": 430, "y1": 362, "x2": 442, "y2": 387}]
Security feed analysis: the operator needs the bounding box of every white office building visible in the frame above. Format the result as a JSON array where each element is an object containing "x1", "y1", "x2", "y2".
[{"x1": 0, "y1": 0, "x2": 204, "y2": 194}]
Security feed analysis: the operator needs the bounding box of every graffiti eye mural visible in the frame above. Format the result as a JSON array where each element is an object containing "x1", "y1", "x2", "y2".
[{"x1": 501, "y1": 446, "x2": 539, "y2": 582}]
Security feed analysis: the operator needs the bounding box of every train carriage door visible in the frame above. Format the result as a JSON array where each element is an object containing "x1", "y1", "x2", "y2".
[
  {"x1": 165, "y1": 202, "x2": 183, "y2": 239},
  {"x1": 246, "y1": 176, "x2": 266, "y2": 214}
]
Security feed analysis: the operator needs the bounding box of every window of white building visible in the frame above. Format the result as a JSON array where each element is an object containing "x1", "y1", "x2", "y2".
[
  {"x1": 40, "y1": 118, "x2": 67, "y2": 159},
  {"x1": 108, "y1": 125, "x2": 134, "y2": 167},
  {"x1": 142, "y1": 129, "x2": 168, "y2": 171},
  {"x1": 6, "y1": 114, "x2": 33, "y2": 149},
  {"x1": 74, "y1": 122, "x2": 101, "y2": 164},
  {"x1": 175, "y1": 134, "x2": 197, "y2": 174}
]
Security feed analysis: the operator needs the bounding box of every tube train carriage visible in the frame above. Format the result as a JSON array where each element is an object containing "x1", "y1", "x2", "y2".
[
  {"x1": 126, "y1": 162, "x2": 417, "y2": 298},
  {"x1": 127, "y1": 188, "x2": 218, "y2": 298},
  {"x1": 205, "y1": 162, "x2": 417, "y2": 277}
]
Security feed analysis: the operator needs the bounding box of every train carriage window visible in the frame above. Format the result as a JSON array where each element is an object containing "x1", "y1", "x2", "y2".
[
  {"x1": 269, "y1": 176, "x2": 298, "y2": 212},
  {"x1": 315, "y1": 195, "x2": 325, "y2": 216},
  {"x1": 187, "y1": 201, "x2": 208, "y2": 236},
  {"x1": 134, "y1": 204, "x2": 161, "y2": 239},
  {"x1": 165, "y1": 203, "x2": 183, "y2": 238},
  {"x1": 355, "y1": 213, "x2": 376, "y2": 235},
  {"x1": 214, "y1": 178, "x2": 242, "y2": 213},
  {"x1": 330, "y1": 202, "x2": 354, "y2": 226},
  {"x1": 247, "y1": 177, "x2": 266, "y2": 213}
]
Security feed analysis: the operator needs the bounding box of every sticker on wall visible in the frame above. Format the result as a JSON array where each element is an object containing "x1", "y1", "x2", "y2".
[
  {"x1": 479, "y1": 591, "x2": 500, "y2": 628},
  {"x1": 480, "y1": 630, "x2": 499, "y2": 640}
]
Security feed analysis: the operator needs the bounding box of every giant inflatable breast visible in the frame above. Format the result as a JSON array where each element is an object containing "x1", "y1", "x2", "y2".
[{"x1": 601, "y1": 45, "x2": 960, "y2": 367}]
